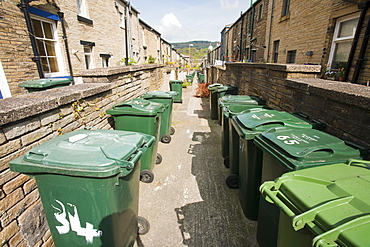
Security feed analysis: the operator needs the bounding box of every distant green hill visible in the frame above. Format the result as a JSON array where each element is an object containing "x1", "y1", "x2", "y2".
[{"x1": 172, "y1": 41, "x2": 219, "y2": 60}]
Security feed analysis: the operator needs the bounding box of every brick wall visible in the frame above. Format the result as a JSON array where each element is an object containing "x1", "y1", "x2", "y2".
[
  {"x1": 207, "y1": 63, "x2": 370, "y2": 149},
  {"x1": 0, "y1": 64, "x2": 171, "y2": 246}
]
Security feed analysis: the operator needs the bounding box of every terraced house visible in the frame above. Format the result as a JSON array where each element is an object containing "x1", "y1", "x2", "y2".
[
  {"x1": 0, "y1": 0, "x2": 183, "y2": 98},
  {"x1": 218, "y1": 0, "x2": 370, "y2": 85}
]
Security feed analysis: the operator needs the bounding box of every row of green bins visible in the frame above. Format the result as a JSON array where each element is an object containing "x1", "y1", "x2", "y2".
[
  {"x1": 20, "y1": 77, "x2": 72, "y2": 93},
  {"x1": 169, "y1": 80, "x2": 183, "y2": 103},
  {"x1": 255, "y1": 127, "x2": 363, "y2": 247},
  {"x1": 141, "y1": 91, "x2": 178, "y2": 143},
  {"x1": 260, "y1": 159, "x2": 370, "y2": 247},
  {"x1": 198, "y1": 73, "x2": 205, "y2": 83},
  {"x1": 218, "y1": 94, "x2": 267, "y2": 126},
  {"x1": 9, "y1": 128, "x2": 151, "y2": 246},
  {"x1": 220, "y1": 95, "x2": 269, "y2": 159},
  {"x1": 106, "y1": 98, "x2": 165, "y2": 183},
  {"x1": 208, "y1": 84, "x2": 238, "y2": 120},
  {"x1": 185, "y1": 75, "x2": 193, "y2": 84},
  {"x1": 227, "y1": 110, "x2": 324, "y2": 189}
]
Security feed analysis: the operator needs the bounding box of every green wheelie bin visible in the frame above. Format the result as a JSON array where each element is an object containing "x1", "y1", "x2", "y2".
[
  {"x1": 214, "y1": 85, "x2": 238, "y2": 121},
  {"x1": 260, "y1": 159, "x2": 370, "y2": 247},
  {"x1": 227, "y1": 110, "x2": 324, "y2": 189},
  {"x1": 222, "y1": 104, "x2": 273, "y2": 160},
  {"x1": 169, "y1": 80, "x2": 183, "y2": 103},
  {"x1": 185, "y1": 75, "x2": 193, "y2": 84},
  {"x1": 9, "y1": 128, "x2": 151, "y2": 247},
  {"x1": 141, "y1": 91, "x2": 178, "y2": 143},
  {"x1": 106, "y1": 98, "x2": 166, "y2": 183},
  {"x1": 208, "y1": 83, "x2": 223, "y2": 119},
  {"x1": 255, "y1": 127, "x2": 363, "y2": 247},
  {"x1": 218, "y1": 95, "x2": 266, "y2": 126},
  {"x1": 20, "y1": 77, "x2": 72, "y2": 93}
]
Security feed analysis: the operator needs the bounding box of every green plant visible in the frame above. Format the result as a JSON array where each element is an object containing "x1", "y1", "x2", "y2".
[{"x1": 148, "y1": 55, "x2": 156, "y2": 64}]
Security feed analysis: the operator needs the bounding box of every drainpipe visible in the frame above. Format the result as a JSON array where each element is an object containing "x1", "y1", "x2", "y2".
[
  {"x1": 57, "y1": 12, "x2": 74, "y2": 84},
  {"x1": 344, "y1": 1, "x2": 369, "y2": 82},
  {"x1": 347, "y1": 1, "x2": 370, "y2": 83},
  {"x1": 249, "y1": 0, "x2": 255, "y2": 60},
  {"x1": 124, "y1": 7, "x2": 129, "y2": 65},
  {"x1": 351, "y1": 7, "x2": 370, "y2": 84},
  {"x1": 18, "y1": 0, "x2": 44, "y2": 78},
  {"x1": 239, "y1": 12, "x2": 244, "y2": 62},
  {"x1": 267, "y1": 0, "x2": 275, "y2": 62}
]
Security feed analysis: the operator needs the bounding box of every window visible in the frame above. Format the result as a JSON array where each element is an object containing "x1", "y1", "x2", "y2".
[
  {"x1": 84, "y1": 46, "x2": 93, "y2": 69},
  {"x1": 282, "y1": 0, "x2": 290, "y2": 17},
  {"x1": 258, "y1": 4, "x2": 263, "y2": 20},
  {"x1": 273, "y1": 40, "x2": 279, "y2": 63},
  {"x1": 286, "y1": 50, "x2": 296, "y2": 63},
  {"x1": 100, "y1": 54, "x2": 111, "y2": 68},
  {"x1": 77, "y1": 0, "x2": 87, "y2": 18},
  {"x1": 31, "y1": 17, "x2": 62, "y2": 75},
  {"x1": 328, "y1": 14, "x2": 359, "y2": 70},
  {"x1": 0, "y1": 60, "x2": 11, "y2": 98},
  {"x1": 119, "y1": 11, "x2": 125, "y2": 29}
]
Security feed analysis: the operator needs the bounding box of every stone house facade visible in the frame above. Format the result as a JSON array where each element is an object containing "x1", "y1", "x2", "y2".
[
  {"x1": 0, "y1": 0, "x2": 183, "y2": 98},
  {"x1": 218, "y1": 0, "x2": 370, "y2": 85}
]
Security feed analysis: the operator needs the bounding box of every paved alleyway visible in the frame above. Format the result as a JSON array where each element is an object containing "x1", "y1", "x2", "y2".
[{"x1": 136, "y1": 77, "x2": 258, "y2": 246}]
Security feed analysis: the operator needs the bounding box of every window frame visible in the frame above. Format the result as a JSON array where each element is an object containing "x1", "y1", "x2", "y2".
[
  {"x1": 286, "y1": 50, "x2": 297, "y2": 64},
  {"x1": 328, "y1": 13, "x2": 360, "y2": 70},
  {"x1": 282, "y1": 0, "x2": 290, "y2": 17},
  {"x1": 31, "y1": 15, "x2": 65, "y2": 77},
  {"x1": 77, "y1": 0, "x2": 88, "y2": 18},
  {"x1": 273, "y1": 40, "x2": 280, "y2": 63},
  {"x1": 0, "y1": 60, "x2": 11, "y2": 98},
  {"x1": 83, "y1": 46, "x2": 94, "y2": 69}
]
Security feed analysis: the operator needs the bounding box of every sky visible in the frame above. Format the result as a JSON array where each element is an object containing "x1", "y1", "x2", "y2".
[{"x1": 131, "y1": 0, "x2": 252, "y2": 43}]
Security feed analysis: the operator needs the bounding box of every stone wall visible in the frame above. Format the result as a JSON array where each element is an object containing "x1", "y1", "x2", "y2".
[
  {"x1": 0, "y1": 64, "x2": 171, "y2": 246},
  {"x1": 207, "y1": 63, "x2": 370, "y2": 149}
]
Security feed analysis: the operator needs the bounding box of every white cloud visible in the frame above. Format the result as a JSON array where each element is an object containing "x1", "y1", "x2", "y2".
[
  {"x1": 219, "y1": 0, "x2": 239, "y2": 11},
  {"x1": 156, "y1": 13, "x2": 188, "y2": 41}
]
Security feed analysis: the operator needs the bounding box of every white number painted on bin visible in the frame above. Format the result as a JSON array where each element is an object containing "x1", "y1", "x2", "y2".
[
  {"x1": 52, "y1": 200, "x2": 102, "y2": 244},
  {"x1": 277, "y1": 135, "x2": 300, "y2": 145}
]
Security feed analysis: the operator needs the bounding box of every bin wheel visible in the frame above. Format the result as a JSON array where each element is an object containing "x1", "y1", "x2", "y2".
[
  {"x1": 137, "y1": 216, "x2": 150, "y2": 235},
  {"x1": 224, "y1": 156, "x2": 230, "y2": 168},
  {"x1": 226, "y1": 174, "x2": 239, "y2": 189},
  {"x1": 156, "y1": 153, "x2": 162, "y2": 164},
  {"x1": 140, "y1": 170, "x2": 154, "y2": 183},
  {"x1": 161, "y1": 134, "x2": 171, "y2": 143},
  {"x1": 170, "y1": 127, "x2": 175, "y2": 135}
]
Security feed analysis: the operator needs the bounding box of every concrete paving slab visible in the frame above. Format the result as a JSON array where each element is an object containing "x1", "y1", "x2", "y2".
[{"x1": 137, "y1": 78, "x2": 258, "y2": 246}]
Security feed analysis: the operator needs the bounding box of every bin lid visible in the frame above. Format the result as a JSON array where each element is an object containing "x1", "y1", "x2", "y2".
[
  {"x1": 219, "y1": 95, "x2": 266, "y2": 107},
  {"x1": 142, "y1": 90, "x2": 178, "y2": 100},
  {"x1": 169, "y1": 80, "x2": 183, "y2": 83},
  {"x1": 9, "y1": 129, "x2": 149, "y2": 177},
  {"x1": 216, "y1": 85, "x2": 238, "y2": 93},
  {"x1": 254, "y1": 127, "x2": 361, "y2": 170},
  {"x1": 207, "y1": 83, "x2": 222, "y2": 90},
  {"x1": 106, "y1": 98, "x2": 165, "y2": 116},
  {"x1": 232, "y1": 110, "x2": 313, "y2": 139},
  {"x1": 224, "y1": 105, "x2": 272, "y2": 118},
  {"x1": 260, "y1": 160, "x2": 370, "y2": 246},
  {"x1": 19, "y1": 78, "x2": 72, "y2": 88}
]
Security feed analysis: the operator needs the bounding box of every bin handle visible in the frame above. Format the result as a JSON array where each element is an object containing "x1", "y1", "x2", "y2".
[
  {"x1": 26, "y1": 151, "x2": 48, "y2": 162},
  {"x1": 347, "y1": 159, "x2": 370, "y2": 168},
  {"x1": 100, "y1": 148, "x2": 142, "y2": 171},
  {"x1": 142, "y1": 136, "x2": 155, "y2": 148},
  {"x1": 312, "y1": 214, "x2": 370, "y2": 247},
  {"x1": 126, "y1": 150, "x2": 142, "y2": 169}
]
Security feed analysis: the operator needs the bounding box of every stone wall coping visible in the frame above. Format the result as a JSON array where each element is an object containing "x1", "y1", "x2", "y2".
[
  {"x1": 288, "y1": 78, "x2": 370, "y2": 109},
  {"x1": 0, "y1": 83, "x2": 111, "y2": 126},
  {"x1": 224, "y1": 62, "x2": 322, "y2": 73},
  {"x1": 79, "y1": 64, "x2": 165, "y2": 77}
]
